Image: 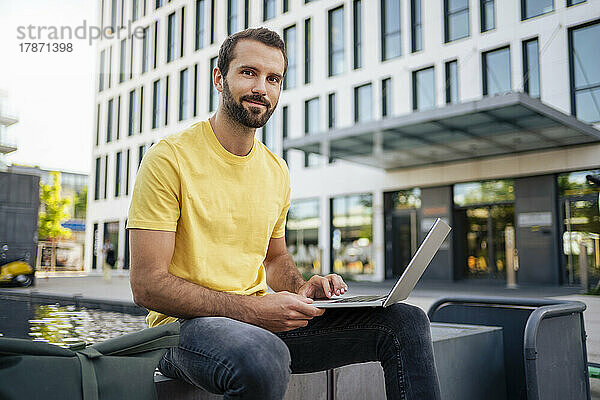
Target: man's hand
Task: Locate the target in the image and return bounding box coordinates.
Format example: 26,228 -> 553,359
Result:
297,274 -> 348,299
249,291 -> 325,332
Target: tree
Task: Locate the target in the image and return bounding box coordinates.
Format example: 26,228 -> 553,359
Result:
38,172 -> 72,269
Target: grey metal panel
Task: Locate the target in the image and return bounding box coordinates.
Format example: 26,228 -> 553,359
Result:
514,175 -> 559,285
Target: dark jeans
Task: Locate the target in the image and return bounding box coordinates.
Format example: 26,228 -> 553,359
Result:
158,303 -> 441,400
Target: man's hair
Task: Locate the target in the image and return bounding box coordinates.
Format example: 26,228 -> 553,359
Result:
217,27 -> 288,79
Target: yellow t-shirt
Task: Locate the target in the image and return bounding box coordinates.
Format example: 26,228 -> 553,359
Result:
126,120 -> 290,327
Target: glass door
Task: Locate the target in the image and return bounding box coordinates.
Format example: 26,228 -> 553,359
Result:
385,210 -> 418,278
562,195 -> 600,285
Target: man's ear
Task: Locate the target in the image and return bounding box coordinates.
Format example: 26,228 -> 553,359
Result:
214,67 -> 224,93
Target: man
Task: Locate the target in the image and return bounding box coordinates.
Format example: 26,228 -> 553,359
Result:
128,28 -> 440,399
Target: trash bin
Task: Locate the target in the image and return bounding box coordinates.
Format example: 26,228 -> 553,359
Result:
427,296 -> 590,400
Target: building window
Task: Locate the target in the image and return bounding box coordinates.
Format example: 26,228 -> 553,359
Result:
305,97 -> 320,135
210,0 -> 215,44
180,7 -> 185,58
129,35 -> 134,79
444,0 -> 469,43
263,117 -> 275,149
480,0 -> 495,32
153,21 -> 159,69
107,46 -> 113,89
195,0 -> 205,50
209,56 -> 218,112
331,194 -> 374,276
138,145 -> 146,168
193,63 -> 198,117
95,104 -> 100,146
483,46 -> 511,96
228,0 -> 239,35
521,0 -> 553,20
164,75 -> 170,125
381,0 -> 401,60
111,0 -> 118,30
354,83 -> 373,123
132,0 -> 140,22
167,12 -> 176,62
179,68 -> 189,121
283,25 -> 297,90
128,88 -> 137,136
567,0 -> 585,5
152,79 -> 161,129
120,0 -> 125,28
413,66 -> 436,111
353,0 -> 362,69
106,98 -> 114,143
115,151 -> 122,197
244,0 -> 249,28
382,78 -> 392,118
328,5 -> 345,77
141,26 -> 150,74
282,105 -> 289,139
283,0 -> 289,13
94,157 -> 101,201
328,92 -> 336,128
125,149 -> 131,195
286,199 -> 321,275
138,86 -> 144,133
116,96 -> 121,140
156,0 -> 164,9
119,39 -> 127,83
523,38 -> 540,98
411,0 -> 422,52
445,60 -> 459,104
304,18 -> 311,84
103,155 -> 109,199
99,49 -> 105,92
263,0 -> 276,21
569,21 -> 600,123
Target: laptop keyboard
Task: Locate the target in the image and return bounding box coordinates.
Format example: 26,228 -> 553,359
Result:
329,295 -> 386,303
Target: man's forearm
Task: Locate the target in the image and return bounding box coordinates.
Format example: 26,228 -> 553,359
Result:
264,253 -> 306,293
132,270 -> 257,322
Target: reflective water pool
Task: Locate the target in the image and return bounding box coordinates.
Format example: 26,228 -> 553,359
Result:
0,299 -> 147,347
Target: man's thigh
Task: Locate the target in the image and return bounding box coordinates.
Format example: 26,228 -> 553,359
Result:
275,303 -> 430,373
159,317 -> 291,394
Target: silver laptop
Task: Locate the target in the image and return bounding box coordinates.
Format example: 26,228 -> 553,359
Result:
312,218 -> 451,308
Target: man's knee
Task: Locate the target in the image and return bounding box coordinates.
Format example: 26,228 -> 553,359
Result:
384,303 -> 431,336
229,332 -> 291,398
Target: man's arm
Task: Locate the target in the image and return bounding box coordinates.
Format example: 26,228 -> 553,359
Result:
264,237 -> 348,299
129,229 -> 324,331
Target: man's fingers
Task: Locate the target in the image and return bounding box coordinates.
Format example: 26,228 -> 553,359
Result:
327,274 -> 348,296
291,300 -> 325,317
320,277 -> 333,298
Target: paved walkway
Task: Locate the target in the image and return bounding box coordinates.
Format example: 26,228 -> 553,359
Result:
4,273 -> 600,398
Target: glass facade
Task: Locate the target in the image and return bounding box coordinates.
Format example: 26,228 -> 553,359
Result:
381,0 -> 402,60
382,78 -> 392,118
569,21 -> 600,123
328,6 -> 345,76
304,19 -> 311,84
523,38 -> 540,98
391,188 -> 422,210
227,0 -> 238,35
287,199 -> 321,276
142,26 -> 149,74
179,68 -> 189,121
354,83 -> 373,123
411,0 -> 422,52
305,97 -> 320,135
195,0 -> 205,50
444,0 -> 469,42
483,46 -> 511,96
167,12 -> 176,63
445,60 -> 459,104
480,0 -> 495,32
263,0 -> 276,21
353,0 -> 362,69
522,0 -> 554,20
332,194 -> 374,276
106,98 -> 113,143
454,180 -> 515,207
283,25 -> 297,90
413,66 -> 435,111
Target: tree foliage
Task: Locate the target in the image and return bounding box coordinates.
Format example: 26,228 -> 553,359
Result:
39,171 -> 72,241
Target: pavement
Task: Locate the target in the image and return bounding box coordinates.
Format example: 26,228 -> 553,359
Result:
4,272 -> 600,398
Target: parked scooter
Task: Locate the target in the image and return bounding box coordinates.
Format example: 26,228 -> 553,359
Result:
0,244 -> 34,287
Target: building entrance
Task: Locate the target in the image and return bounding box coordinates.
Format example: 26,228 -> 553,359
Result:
561,195 -> 600,286
385,210 -> 418,278
454,204 -> 515,280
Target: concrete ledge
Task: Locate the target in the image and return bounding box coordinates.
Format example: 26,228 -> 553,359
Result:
156,323 -> 506,400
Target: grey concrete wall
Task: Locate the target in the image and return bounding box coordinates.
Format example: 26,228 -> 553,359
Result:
514,174 -> 560,285
419,186 -> 454,280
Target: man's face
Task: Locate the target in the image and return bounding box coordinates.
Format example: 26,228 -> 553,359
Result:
219,39 -> 285,129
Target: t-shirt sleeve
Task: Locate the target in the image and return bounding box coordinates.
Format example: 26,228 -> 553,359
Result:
271,163 -> 290,239
126,140 -> 181,232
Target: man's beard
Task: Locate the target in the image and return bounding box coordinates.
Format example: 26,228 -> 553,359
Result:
222,79 -> 277,129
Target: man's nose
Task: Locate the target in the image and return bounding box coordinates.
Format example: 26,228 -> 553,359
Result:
252,78 -> 267,96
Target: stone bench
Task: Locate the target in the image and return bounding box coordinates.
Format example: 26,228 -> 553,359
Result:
155,323 -> 506,400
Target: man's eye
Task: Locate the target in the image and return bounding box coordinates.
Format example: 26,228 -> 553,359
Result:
269,77 -> 280,83
242,70 -> 253,75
